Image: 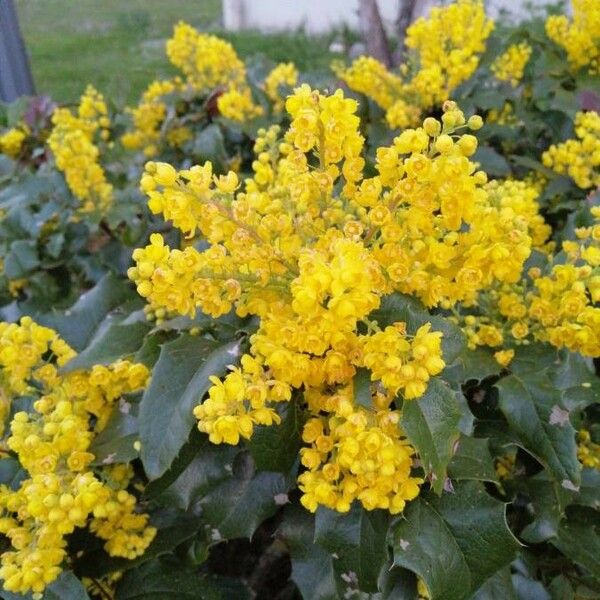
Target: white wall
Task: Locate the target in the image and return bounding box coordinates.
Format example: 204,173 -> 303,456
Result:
222,0 -> 402,34
222,0 -> 561,33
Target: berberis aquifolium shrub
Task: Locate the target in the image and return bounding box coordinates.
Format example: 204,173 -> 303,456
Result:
0,1 -> 599,599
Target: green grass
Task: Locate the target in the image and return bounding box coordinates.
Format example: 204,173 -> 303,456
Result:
15,0 -> 337,107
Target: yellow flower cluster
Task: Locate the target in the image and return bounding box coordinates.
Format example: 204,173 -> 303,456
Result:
166,22 -> 246,91
484,178 -> 551,250
0,318 -> 155,597
577,429 -> 600,469
122,23 -> 268,154
458,205 -> 600,357
47,86 -> 113,214
336,0 -> 494,127
542,110 -> 600,189
0,124 -> 28,159
404,0 -> 494,107
264,62 -> 299,113
167,21 -> 262,123
129,86 -> 549,514
298,394 -> 422,514
121,78 -> 182,157
546,0 -> 600,73
491,42 -> 532,87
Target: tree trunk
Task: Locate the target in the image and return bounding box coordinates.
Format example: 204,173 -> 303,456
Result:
358,0 -> 393,67
396,0 -> 419,52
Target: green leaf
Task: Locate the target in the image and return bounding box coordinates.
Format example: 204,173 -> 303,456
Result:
314,504 -> 391,592
471,568 -> 517,600
278,505 -> 342,600
200,451 -> 294,539
448,436 -> 499,483
370,293 -> 465,366
353,367 -> 373,410
552,508 -> 600,578
3,240 -> 39,279
153,436 -> 237,511
496,374 -> 580,489
38,274 -> 134,351
248,397 -> 305,473
115,559 -> 251,600
392,483 -> 519,600
89,399 -> 140,466
139,335 -> 243,480
193,124 -> 228,173
391,498 -> 470,600
511,574 -> 551,600
577,468 -> 600,510
401,379 -> 462,494
521,473 -> 570,543
0,457 -> 27,491
62,319 -> 151,373
77,511 -> 203,578
473,146 -> 511,177
444,348 -> 501,386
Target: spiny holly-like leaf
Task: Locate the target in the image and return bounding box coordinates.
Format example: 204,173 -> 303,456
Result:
471,568 -> 517,600
353,367 -> 373,410
114,558 -> 251,600
552,507 -> 600,579
391,482 -> 518,600
152,436 -> 237,511
496,374 -> 580,490
448,436 -> 499,483
38,273 -> 134,351
139,334 -> 243,480
278,505 -> 343,600
313,504 -> 391,592
401,379 -> 462,494
89,397 -> 140,466
200,451 -> 295,539
62,316 -> 151,373
248,397 -> 305,473
444,347 -> 501,386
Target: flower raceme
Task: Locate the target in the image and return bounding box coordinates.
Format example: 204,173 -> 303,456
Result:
335,0 -> 494,127
542,110 -> 600,190
491,42 -> 532,87
47,85 -> 113,215
455,205 -> 600,360
129,85 -> 543,515
546,0 -> 600,74
0,318 -> 155,597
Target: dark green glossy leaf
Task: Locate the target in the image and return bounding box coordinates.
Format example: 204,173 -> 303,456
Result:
401,379 -> 462,494
115,559 -> 250,600
200,452 -> 294,539
278,506 -> 342,600
314,504 -> 391,592
4,240 -> 39,279
353,367 -> 373,410
248,397 -> 305,473
62,318 -> 151,373
139,335 -> 243,480
38,273 -> 134,351
448,436 -> 499,483
392,483 -> 518,600
496,374 -> 580,490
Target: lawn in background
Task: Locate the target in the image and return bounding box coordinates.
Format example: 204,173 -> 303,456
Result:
15,0 -> 338,106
